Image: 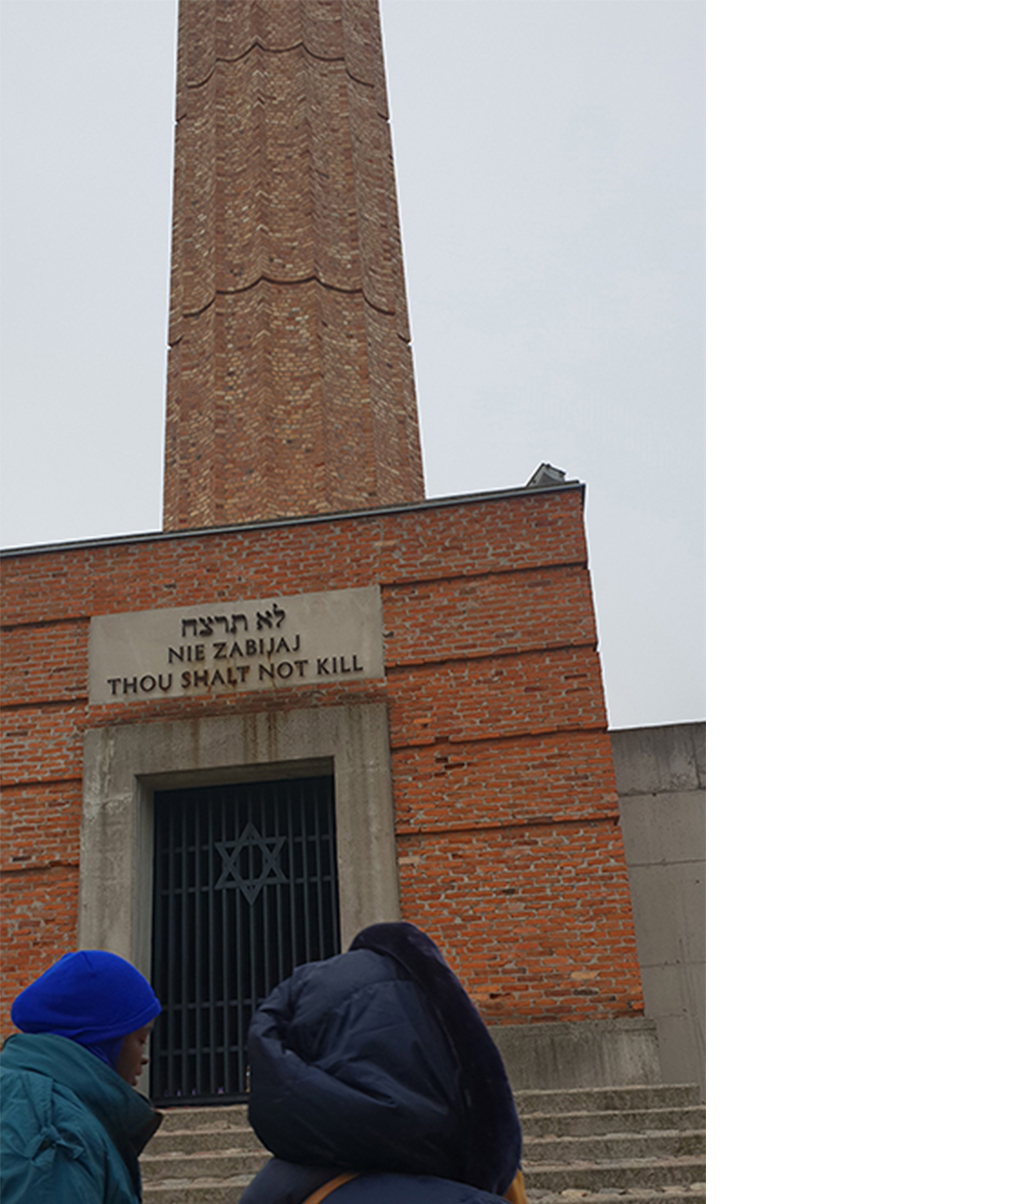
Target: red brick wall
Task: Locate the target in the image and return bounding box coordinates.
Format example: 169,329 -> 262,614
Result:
0,487 -> 643,1031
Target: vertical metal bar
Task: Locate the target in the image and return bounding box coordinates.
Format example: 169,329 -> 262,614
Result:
260,782 -> 270,1010
207,787 -> 215,1096
334,775 -> 342,953
274,782 -> 284,985
313,784 -> 325,960
330,777 -> 340,953
247,782 -> 260,1085
159,795 -> 168,1100
329,778 -> 339,954
183,793 -> 193,1099
169,795 -> 181,1099
193,790 -> 202,1097
151,797 -> 163,1099
288,781 -> 299,976
211,791 -> 219,1096
301,781 -> 312,967
203,788 -> 211,1097
320,777 -> 337,956
219,787 -> 231,1097
234,785 -> 244,1095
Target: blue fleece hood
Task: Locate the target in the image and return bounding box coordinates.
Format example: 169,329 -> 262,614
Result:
11,950 -> 161,1068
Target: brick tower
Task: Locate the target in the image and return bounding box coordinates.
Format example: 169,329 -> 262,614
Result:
163,0 -> 424,530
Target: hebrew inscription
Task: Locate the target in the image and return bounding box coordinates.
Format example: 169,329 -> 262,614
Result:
88,587 -> 383,704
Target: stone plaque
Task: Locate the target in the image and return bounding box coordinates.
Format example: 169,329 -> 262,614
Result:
88,587 -> 383,704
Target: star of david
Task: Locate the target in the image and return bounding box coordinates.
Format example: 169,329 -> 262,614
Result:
215,822 -> 288,904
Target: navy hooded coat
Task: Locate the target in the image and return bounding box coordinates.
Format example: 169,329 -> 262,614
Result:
239,923 -> 523,1204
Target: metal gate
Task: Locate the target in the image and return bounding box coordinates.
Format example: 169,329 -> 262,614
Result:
150,776 -> 339,1104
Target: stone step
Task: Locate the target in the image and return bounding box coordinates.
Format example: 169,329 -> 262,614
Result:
156,1104 -> 249,1132
153,1086 -> 701,1128
521,1155 -> 707,1193
146,1125 -> 263,1156
522,1105 -> 705,1137
143,1130 -> 708,1196
143,1135 -> 707,1181
141,1176 -> 253,1204
141,1148 -> 269,1182
525,1129 -> 706,1163
514,1085 -> 699,1115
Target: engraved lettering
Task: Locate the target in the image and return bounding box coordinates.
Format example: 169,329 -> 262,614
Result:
95,590 -> 376,704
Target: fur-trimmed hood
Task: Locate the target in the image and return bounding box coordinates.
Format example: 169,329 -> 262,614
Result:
246,922 -> 521,1195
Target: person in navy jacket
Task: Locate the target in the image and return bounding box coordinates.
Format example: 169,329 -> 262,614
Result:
240,922 -> 527,1204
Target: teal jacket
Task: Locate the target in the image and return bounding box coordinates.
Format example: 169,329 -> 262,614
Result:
0,1032 -> 162,1203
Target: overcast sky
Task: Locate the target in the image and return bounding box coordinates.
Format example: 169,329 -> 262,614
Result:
0,0 -> 705,730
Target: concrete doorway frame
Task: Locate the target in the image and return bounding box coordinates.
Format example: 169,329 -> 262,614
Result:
79,704 -> 400,982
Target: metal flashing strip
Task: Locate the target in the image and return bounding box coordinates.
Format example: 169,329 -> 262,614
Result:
0,481 -> 585,559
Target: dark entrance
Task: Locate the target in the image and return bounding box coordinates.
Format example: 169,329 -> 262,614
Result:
149,775 -> 339,1104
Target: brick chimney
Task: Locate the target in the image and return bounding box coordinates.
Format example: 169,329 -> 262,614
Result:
162,0 -> 424,530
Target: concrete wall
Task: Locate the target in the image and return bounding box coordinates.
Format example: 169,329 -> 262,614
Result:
612,722 -> 705,1099
489,1018 -> 661,1093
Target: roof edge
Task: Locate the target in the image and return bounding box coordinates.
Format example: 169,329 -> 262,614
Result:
0,481 -> 585,559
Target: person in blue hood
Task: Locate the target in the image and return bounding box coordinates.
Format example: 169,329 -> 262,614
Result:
240,922 -> 528,1204
0,949 -> 163,1203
